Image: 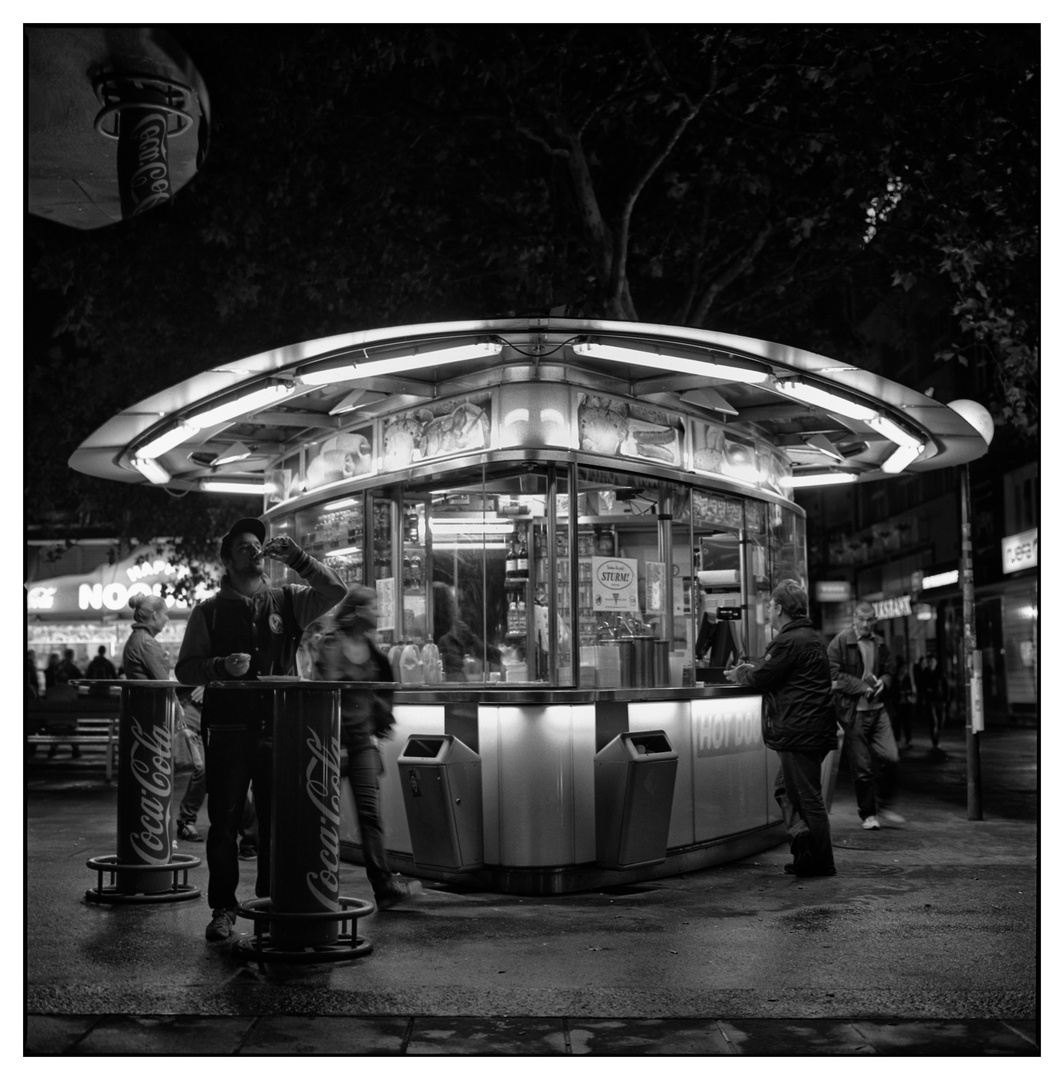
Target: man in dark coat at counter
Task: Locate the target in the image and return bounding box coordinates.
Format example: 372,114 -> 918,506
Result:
725,579 -> 837,877
176,517 -> 346,944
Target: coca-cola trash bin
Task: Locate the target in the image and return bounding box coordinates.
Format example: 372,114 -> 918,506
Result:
398,734 -> 483,873
85,680 -> 201,904
594,730 -> 677,869
233,681 -> 374,963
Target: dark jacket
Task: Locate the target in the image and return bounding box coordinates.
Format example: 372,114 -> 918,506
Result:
175,554 -> 345,729
312,631 -> 395,753
827,627 -> 893,727
734,617 -> 836,752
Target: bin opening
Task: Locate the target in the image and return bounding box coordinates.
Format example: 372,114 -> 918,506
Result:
406,737 -> 446,758
627,733 -> 671,755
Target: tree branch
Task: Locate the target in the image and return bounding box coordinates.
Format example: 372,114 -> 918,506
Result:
690,220 -> 775,325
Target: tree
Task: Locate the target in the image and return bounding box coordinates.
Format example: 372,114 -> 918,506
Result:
27,24 -> 1038,558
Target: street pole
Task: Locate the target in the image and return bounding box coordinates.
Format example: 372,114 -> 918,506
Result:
959,462 -> 983,820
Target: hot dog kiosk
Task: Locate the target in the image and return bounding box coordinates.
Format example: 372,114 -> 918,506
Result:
70,318 -> 992,893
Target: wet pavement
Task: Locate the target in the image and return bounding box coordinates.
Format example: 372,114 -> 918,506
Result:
25,726 -> 1039,1056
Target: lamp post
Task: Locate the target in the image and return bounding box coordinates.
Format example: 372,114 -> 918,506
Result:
948,401 -> 995,822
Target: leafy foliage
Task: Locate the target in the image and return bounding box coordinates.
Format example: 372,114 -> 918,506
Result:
27,24 -> 1038,551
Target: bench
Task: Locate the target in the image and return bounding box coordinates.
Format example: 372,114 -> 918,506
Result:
25,694 -> 121,782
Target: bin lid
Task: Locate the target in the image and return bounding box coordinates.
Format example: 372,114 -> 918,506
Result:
398,733 -> 481,765
594,729 -> 677,762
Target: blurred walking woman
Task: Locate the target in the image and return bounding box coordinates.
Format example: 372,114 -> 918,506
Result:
312,586 -> 422,910
123,595 -> 172,679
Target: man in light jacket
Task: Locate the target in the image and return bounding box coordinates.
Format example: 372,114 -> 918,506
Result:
828,601 -> 903,831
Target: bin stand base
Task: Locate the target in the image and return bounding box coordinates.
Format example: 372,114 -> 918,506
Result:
233,896 -> 375,964
84,853 -> 202,904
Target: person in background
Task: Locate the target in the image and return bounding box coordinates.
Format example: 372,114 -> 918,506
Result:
312,585 -> 422,909
828,601 -> 903,830
174,686 -> 207,843
432,581 -> 500,680
46,649 -> 85,759
122,597 -> 173,680
43,653 -> 61,691
175,517 -> 346,944
86,645 -> 117,681
887,656 -> 915,750
26,649 -> 41,699
916,654 -> 949,751
726,579 -> 837,878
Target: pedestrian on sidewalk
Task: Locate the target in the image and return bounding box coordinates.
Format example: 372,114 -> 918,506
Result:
916,653 -> 949,750
726,579 -> 837,877
175,518 -> 346,944
312,585 -> 422,909
174,686 -> 206,842
828,601 -> 904,831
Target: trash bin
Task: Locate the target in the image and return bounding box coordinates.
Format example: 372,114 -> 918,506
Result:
398,734 -> 483,873
594,730 -> 677,869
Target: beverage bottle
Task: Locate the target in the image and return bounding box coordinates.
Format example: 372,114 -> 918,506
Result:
506,536 -> 519,577
517,533 -> 529,577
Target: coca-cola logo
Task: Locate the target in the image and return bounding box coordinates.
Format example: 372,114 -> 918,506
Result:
302,725 -> 342,910
127,113 -> 171,215
126,715 -> 173,864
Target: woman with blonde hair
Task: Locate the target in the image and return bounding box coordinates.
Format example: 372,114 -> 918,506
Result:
122,594 -> 172,679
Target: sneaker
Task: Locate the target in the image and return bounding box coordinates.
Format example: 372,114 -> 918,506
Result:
374,877 -> 423,910
862,816 -> 881,830
177,823 -> 204,842
878,809 -> 906,825
205,908 -> 237,942
238,842 -> 258,860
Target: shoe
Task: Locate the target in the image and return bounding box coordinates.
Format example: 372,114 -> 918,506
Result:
374,877 -> 423,910
879,809 -> 906,825
785,862 -> 837,877
238,842 -> 258,860
177,823 -> 204,842
205,908 -> 237,942
862,816 -> 881,830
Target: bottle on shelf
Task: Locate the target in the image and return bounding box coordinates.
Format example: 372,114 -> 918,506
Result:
516,530 -> 529,576
506,535 -> 520,577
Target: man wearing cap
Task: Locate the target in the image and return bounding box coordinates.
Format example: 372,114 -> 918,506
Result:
828,601 -> 904,831
176,517 -> 346,943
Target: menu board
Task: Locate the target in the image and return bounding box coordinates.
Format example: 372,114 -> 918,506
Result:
692,491 -> 743,530
381,392 -> 492,472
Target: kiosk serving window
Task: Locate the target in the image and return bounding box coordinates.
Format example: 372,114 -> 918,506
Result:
267,458 -> 806,688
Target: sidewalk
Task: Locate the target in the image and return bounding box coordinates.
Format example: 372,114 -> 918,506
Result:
25,726 -> 1039,1056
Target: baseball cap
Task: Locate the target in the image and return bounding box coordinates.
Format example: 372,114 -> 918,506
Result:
219,517 -> 266,561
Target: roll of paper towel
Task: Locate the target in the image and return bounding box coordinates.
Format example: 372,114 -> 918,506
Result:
698,569 -> 740,587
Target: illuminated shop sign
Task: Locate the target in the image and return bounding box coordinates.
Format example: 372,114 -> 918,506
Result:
919,569 -> 959,590
1002,529 -> 1038,574
873,595 -> 912,620
815,581 -> 852,602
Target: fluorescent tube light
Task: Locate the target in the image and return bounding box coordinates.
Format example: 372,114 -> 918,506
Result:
132,457 -> 172,484
326,546 -> 362,558
430,517 -> 513,536
880,444 -> 924,474
298,341 -> 503,386
200,480 -> 267,494
573,342 -> 770,384
433,541 -> 509,551
781,472 -> 859,489
868,414 -> 924,449
773,379 -> 878,421
323,498 -> 359,511
135,421 -> 200,460
190,383 -> 295,428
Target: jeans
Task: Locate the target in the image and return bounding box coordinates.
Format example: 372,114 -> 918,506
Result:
774,749 -> 834,870
346,745 -> 394,892
844,707 -> 899,820
178,730 -> 206,826
204,728 -> 273,911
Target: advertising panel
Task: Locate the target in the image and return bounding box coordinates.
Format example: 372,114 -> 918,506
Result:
381,392 -> 492,472
575,393 -> 684,468
304,428 -> 375,491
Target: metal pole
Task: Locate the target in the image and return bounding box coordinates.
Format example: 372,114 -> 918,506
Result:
959,463 -> 983,820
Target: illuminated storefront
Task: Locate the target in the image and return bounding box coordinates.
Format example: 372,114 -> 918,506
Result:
69,318 -> 993,890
